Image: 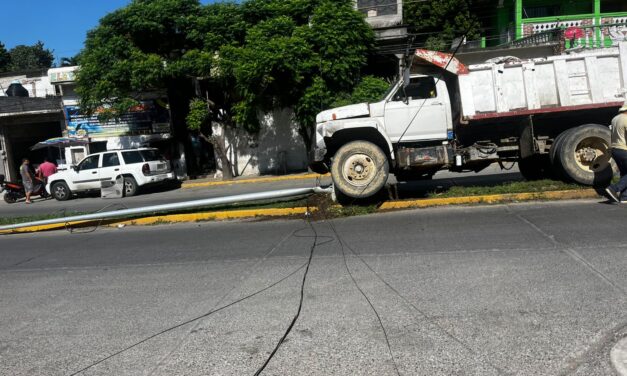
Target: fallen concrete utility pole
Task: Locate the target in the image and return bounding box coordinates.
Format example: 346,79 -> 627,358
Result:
0,186 -> 332,232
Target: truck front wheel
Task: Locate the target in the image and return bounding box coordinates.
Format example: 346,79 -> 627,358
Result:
556,124 -> 614,186
331,140 -> 389,201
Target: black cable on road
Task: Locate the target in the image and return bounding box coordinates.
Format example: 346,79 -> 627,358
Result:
338,230 -> 402,376
252,217 -> 319,376
67,261 -> 309,376
332,225 -> 507,376
319,205 -> 402,376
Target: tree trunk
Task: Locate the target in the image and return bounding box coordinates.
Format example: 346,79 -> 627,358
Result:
166,79 -> 198,177
199,131 -> 234,180
299,123 -> 313,153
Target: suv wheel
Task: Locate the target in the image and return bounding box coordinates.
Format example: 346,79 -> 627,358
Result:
52,181 -> 71,201
123,176 -> 138,197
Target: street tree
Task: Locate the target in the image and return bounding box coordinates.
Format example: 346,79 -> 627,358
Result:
221,0 -> 375,151
8,41 -> 54,71
404,0 -> 481,51
77,0 -> 213,174
60,55 -> 80,67
78,0 -> 376,178
0,42 -> 10,72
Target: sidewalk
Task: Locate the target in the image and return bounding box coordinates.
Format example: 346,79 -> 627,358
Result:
182,172 -> 330,189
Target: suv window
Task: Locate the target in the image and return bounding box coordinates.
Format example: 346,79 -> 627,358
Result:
122,151 -> 144,164
393,77 -> 437,102
102,152 -> 120,167
140,150 -> 161,161
78,155 -> 100,171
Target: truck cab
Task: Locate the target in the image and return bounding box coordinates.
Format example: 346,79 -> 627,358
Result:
310,73 -> 458,202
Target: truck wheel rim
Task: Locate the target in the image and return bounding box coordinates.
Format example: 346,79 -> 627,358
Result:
573,137 -> 610,173
342,153 -> 376,187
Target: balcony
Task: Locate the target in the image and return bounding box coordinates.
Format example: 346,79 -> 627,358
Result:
521,12 -> 627,49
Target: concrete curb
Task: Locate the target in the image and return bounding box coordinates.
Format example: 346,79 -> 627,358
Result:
182,173 -> 329,189
1,189 -> 601,235
0,207 -> 313,235
379,189 -> 599,210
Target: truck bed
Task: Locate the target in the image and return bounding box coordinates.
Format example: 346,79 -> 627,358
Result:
455,43 -> 627,121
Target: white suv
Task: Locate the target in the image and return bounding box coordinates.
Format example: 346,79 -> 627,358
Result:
46,148 -> 175,201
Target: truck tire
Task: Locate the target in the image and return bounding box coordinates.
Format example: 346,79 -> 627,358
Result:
123,176 -> 139,197
331,140 -> 389,200
556,124 -> 614,186
549,128 -> 576,179
518,155 -> 552,181
51,181 -> 71,201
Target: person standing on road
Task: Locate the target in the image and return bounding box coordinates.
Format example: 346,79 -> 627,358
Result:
20,158 -> 34,204
605,101 -> 627,203
37,157 -> 57,184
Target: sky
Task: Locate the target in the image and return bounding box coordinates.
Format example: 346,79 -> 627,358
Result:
0,0 -> 215,66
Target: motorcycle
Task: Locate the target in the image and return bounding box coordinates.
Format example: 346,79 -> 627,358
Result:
0,174 -> 48,204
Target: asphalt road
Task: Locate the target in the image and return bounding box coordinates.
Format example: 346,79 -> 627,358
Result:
1,199 -> 626,375
0,164 -> 522,218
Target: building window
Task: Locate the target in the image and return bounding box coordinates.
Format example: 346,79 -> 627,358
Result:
523,5 -> 562,18
356,0 -> 398,17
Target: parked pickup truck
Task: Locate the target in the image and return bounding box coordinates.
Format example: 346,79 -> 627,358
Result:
310,43 -> 627,203
46,148 -> 175,201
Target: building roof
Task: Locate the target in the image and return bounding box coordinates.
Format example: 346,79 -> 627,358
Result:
0,96 -> 63,117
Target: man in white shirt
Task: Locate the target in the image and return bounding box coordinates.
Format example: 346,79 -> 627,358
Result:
605,101 -> 627,203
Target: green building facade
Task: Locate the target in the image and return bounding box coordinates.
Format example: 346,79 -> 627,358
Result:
486,0 -> 627,48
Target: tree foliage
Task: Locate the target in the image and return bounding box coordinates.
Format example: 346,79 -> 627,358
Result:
77,0 -> 213,114
77,0 -> 378,174
404,0 -> 481,51
60,55 -> 80,67
186,98 -> 210,132
332,76 -> 390,108
220,0 -> 375,147
0,42 -> 10,72
3,41 -> 54,71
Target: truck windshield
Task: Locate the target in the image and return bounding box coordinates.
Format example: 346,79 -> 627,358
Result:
380,81 -> 399,101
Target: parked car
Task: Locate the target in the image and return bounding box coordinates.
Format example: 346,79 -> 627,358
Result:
46,148 -> 175,201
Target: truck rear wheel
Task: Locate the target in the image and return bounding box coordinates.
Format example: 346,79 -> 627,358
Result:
331,140 -> 389,201
556,124 -> 614,186
549,128 -> 575,179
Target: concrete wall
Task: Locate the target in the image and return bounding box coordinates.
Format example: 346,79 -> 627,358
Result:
213,108 -> 309,178
0,74 -> 55,98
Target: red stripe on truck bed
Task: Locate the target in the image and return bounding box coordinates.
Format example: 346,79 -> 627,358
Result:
467,101 -> 624,121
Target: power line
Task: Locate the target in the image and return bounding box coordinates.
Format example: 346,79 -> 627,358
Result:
252,214 -> 319,375
337,224 -> 402,376
66,222 -> 324,376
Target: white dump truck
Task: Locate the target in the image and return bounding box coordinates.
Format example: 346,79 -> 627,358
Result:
309,43 -> 627,202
